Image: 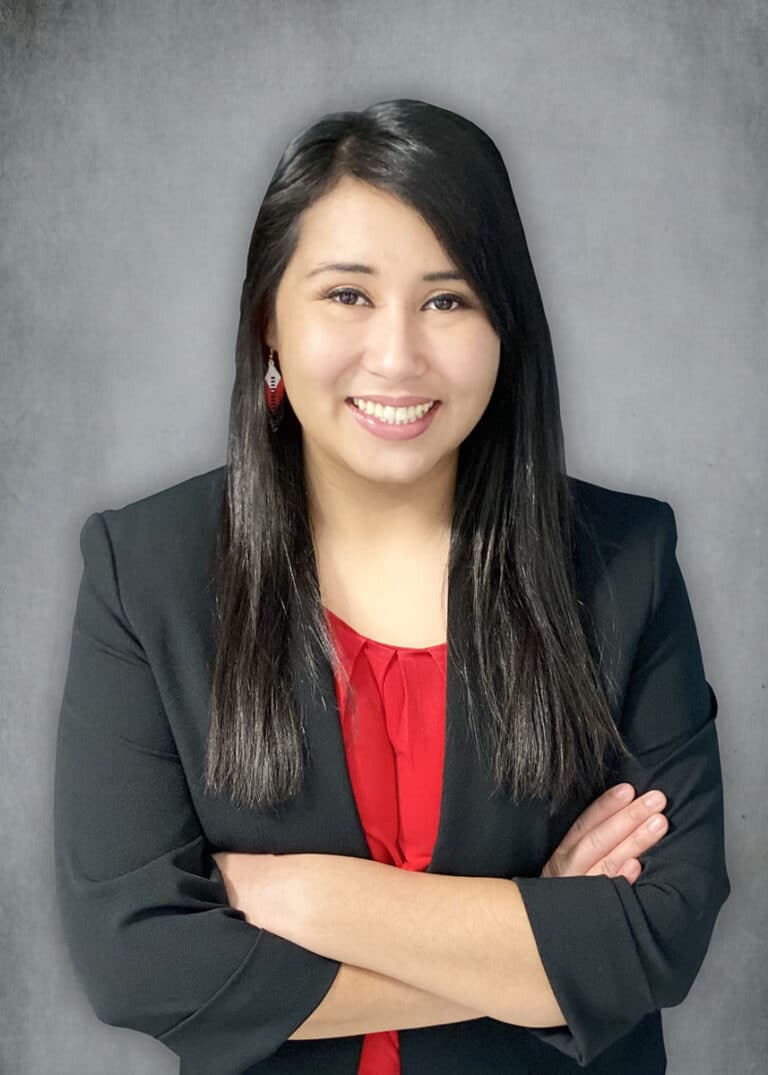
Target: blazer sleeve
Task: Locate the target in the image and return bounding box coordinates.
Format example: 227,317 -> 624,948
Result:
53,511 -> 341,1075
512,500 -> 731,1068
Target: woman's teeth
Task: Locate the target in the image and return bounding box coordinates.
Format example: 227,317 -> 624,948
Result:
351,398 -> 436,424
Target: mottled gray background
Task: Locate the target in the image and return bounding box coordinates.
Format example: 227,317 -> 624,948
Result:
1,0 -> 765,1072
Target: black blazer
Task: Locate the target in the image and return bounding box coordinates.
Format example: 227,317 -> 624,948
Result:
53,464 -> 730,1075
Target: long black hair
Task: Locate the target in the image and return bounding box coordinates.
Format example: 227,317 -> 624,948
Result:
204,97 -> 631,817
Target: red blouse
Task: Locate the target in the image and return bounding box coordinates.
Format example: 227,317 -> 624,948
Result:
324,606 -> 448,1075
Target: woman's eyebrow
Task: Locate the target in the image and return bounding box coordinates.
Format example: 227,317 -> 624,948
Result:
304,261 -> 467,283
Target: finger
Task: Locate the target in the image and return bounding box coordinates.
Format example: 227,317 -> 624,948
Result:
560,789 -> 668,877
618,858 -> 642,885
587,812 -> 669,880
555,784 -> 638,855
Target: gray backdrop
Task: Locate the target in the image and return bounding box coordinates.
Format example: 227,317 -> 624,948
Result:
1,1 -> 764,1072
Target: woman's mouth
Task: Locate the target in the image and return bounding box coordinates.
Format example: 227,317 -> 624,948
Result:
345,397 -> 441,441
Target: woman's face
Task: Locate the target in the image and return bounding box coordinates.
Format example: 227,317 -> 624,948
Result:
265,175 -> 501,490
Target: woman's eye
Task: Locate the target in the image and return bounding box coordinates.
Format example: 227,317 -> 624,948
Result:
327,288 -> 367,306
325,287 -> 467,311
429,294 -> 466,312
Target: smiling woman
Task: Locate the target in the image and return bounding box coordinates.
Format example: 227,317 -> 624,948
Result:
53,97 -> 729,1075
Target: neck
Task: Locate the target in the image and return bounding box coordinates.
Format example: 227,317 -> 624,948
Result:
304,442 -> 457,551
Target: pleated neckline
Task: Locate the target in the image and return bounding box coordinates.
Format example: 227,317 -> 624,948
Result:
323,605 -> 447,653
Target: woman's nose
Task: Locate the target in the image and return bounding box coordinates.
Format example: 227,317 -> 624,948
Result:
363,315 -> 428,377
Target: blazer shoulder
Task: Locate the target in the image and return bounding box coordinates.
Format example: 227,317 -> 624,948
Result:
80,464 -> 227,634
94,464 -> 226,551
567,473 -> 670,554
565,477 -> 678,628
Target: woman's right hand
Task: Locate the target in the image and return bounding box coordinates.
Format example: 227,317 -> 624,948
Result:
541,783 -> 668,885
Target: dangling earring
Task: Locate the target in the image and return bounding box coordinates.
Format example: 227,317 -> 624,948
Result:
264,347 -> 285,432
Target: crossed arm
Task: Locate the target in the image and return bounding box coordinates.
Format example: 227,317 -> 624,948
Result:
212,850 -> 566,1039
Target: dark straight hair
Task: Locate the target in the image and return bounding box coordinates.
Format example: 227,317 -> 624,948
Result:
205,97 -> 631,817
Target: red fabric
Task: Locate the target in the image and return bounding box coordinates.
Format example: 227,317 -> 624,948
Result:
324,606 -> 448,1075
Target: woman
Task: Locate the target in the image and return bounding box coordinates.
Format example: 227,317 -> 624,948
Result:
53,99 -> 730,1074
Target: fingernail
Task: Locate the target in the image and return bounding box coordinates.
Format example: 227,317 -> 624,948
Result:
648,816 -> 665,831
644,792 -> 665,808
612,784 -> 633,800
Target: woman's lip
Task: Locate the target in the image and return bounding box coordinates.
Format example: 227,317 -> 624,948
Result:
345,397 -> 440,439
345,396 -> 440,406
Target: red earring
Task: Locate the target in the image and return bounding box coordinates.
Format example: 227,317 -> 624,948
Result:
264,347 -> 285,432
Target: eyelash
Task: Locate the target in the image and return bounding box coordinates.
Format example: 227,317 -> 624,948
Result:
324,286 -> 469,312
